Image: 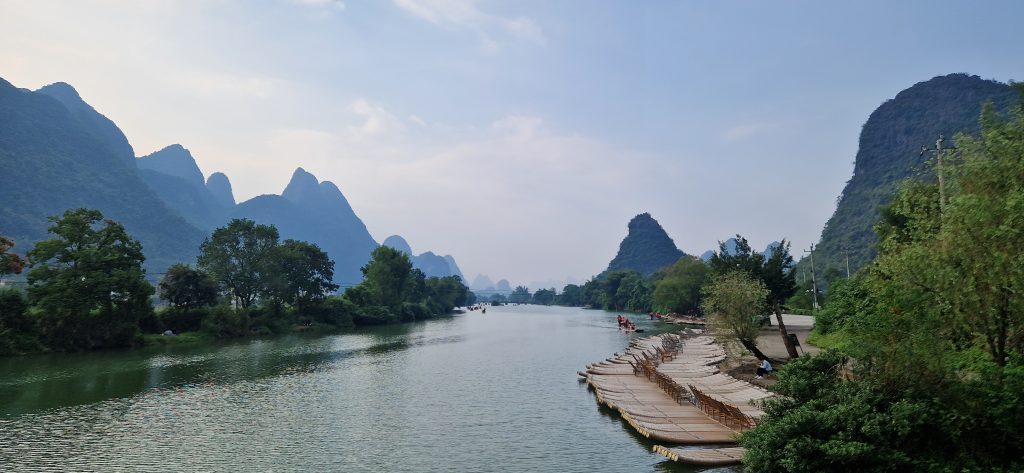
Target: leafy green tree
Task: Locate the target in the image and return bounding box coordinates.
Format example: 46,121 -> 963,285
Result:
558,284 -> 582,306
813,275 -> 870,336
710,236 -> 799,358
425,275 -> 469,312
701,271 -> 769,360
198,219 -> 279,308
27,208 -> 154,349
651,256 -> 709,314
579,278 -> 604,308
357,245 -> 413,314
158,264 -> 218,310
510,285 -> 531,304
602,270 -> 651,312
532,288 -> 556,305
761,241 -> 799,358
265,239 -> 338,310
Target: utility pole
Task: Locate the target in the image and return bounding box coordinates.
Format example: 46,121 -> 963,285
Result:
804,244 -> 819,310
920,134 -> 956,217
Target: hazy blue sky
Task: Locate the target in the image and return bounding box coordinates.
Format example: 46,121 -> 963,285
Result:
2,0 -> 1023,285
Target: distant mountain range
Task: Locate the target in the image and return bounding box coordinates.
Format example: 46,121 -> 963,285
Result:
0,77 -> 465,285
797,73 -> 1020,277
381,234 -> 465,280
0,79 -> 205,271
700,238 -> 780,261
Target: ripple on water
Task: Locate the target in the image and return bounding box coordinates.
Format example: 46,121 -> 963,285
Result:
0,306 -> 736,472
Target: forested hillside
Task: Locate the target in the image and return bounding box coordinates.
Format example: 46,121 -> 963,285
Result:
605,212 -> 684,276
0,78 -> 205,271
800,74 -> 1018,278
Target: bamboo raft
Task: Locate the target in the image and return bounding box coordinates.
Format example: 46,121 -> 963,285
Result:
652,445 -> 746,466
582,333 -> 769,466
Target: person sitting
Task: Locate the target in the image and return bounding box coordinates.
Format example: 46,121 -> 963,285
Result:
755,357 -> 773,379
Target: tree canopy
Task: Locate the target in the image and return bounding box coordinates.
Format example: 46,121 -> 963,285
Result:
198,218 -> 279,308
26,208 -> 154,349
651,256 -> 709,315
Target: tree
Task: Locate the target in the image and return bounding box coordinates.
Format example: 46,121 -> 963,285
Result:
0,235 -> 25,278
198,219 -> 279,308
710,235 -> 799,358
27,208 -> 153,349
558,284 -> 582,306
426,275 -> 469,312
652,256 -> 709,314
761,240 -> 799,358
532,288 -> 556,305
701,271 -> 769,360
510,285 -> 531,304
158,264 -> 218,310
265,239 -> 338,310
358,245 -> 413,313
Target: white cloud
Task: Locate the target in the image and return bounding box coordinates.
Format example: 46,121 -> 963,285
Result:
164,68 -> 286,99
392,0 -> 544,52
348,98 -> 405,138
250,102 -> 660,282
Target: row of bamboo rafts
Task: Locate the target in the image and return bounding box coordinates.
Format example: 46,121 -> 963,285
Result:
581,334 -> 771,466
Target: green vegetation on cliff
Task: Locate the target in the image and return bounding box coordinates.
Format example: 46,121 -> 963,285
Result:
606,212 -> 684,277
801,74 -> 1019,279
744,86 -> 1024,472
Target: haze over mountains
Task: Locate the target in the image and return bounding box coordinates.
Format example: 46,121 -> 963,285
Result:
382,235 -> 465,280
0,77 -> 465,284
2,73 -> 1016,290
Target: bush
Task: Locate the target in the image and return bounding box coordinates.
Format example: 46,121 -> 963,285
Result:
200,305 -> 251,339
159,307 -> 209,333
400,301 -> 431,322
813,276 -> 870,335
353,305 -> 398,326
0,288 -> 31,333
0,288 -> 40,355
305,297 -> 355,328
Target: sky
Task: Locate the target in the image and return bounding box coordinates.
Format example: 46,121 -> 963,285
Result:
2,0 -> 1023,287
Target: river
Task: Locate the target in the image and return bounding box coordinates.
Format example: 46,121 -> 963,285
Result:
0,305 -> 736,472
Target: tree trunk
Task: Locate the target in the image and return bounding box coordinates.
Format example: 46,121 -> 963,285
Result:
774,301 -> 800,359
739,337 -> 769,361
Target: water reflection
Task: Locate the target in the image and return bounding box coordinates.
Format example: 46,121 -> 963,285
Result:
0,306 -> 735,472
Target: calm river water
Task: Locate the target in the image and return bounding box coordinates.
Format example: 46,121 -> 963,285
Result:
0,305 -> 736,472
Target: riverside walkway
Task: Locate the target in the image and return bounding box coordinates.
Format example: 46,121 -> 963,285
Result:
581,333 -> 772,466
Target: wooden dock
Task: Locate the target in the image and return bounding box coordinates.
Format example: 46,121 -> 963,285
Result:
582,333 -> 768,466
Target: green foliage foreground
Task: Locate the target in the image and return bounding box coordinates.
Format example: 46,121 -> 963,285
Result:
743,91 -> 1024,472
